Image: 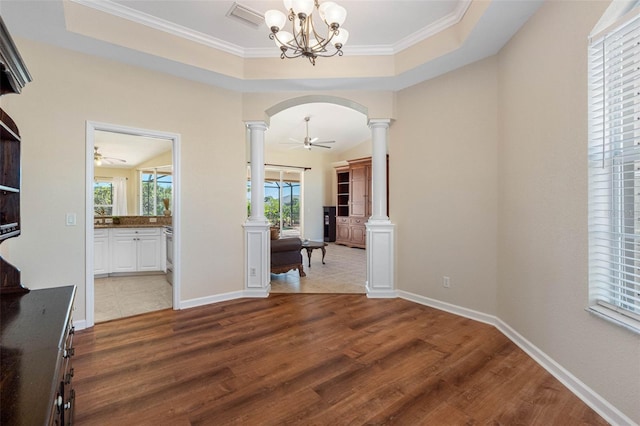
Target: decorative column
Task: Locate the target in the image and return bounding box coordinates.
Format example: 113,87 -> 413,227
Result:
243,121 -> 270,297
366,119 -> 396,298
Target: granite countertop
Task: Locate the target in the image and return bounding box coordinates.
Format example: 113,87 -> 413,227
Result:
94,216 -> 172,229
95,224 -> 167,229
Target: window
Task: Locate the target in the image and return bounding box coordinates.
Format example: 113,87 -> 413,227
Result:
94,180 -> 113,216
588,9 -> 640,333
247,168 -> 302,237
140,169 -> 172,216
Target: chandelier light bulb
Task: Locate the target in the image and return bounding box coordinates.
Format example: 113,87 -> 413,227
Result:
323,3 -> 347,27
265,10 -> 287,32
291,0 -> 314,17
318,1 -> 336,21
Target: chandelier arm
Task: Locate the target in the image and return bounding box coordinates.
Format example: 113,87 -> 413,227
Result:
308,18 -> 331,53
301,17 -> 311,53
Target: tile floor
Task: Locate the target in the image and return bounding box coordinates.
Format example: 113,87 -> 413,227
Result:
94,274 -> 172,323
270,242 -> 366,294
94,242 -> 366,322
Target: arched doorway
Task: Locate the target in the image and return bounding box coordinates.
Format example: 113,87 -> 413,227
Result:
243,95 -> 395,298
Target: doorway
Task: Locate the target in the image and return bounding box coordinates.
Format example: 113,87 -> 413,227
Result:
262,102 -> 370,294
85,122 -> 181,328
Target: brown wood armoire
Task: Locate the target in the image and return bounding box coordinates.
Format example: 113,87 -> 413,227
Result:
335,157 -> 388,248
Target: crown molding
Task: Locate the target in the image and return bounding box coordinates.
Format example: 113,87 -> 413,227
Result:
69,0 -> 246,56
69,0 -> 472,59
393,0 -> 472,53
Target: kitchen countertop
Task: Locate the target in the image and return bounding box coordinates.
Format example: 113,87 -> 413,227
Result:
95,224 -> 168,229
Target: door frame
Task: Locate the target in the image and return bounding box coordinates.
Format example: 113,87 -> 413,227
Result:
84,121 -> 181,328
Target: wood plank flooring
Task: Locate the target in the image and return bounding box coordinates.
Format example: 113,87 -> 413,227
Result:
73,294 -> 608,425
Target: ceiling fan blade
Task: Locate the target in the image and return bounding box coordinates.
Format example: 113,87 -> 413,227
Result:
279,142 -> 302,145
315,140 -> 335,144
103,157 -> 127,164
289,137 -> 302,143
310,137 -> 319,143
310,144 -> 331,149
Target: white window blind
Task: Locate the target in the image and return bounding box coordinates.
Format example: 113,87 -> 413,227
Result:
589,9 -> 640,333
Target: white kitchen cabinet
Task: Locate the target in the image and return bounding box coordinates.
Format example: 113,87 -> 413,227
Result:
137,233 -> 162,272
94,228 -> 110,275
110,228 -> 162,273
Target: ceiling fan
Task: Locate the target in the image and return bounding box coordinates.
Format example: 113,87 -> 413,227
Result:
282,116 -> 335,150
94,146 -> 126,166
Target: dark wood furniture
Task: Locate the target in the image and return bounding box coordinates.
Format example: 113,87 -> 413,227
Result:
0,15 -> 31,294
1,286 -> 77,425
323,206 -> 336,242
301,240 -> 328,267
270,237 -> 306,277
335,158 -> 372,248
335,157 -> 389,248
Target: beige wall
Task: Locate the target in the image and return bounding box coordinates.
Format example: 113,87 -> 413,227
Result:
393,56 -> 499,316
1,3 -> 638,421
392,2 -> 639,421
497,0 -> 639,421
1,37 -> 246,318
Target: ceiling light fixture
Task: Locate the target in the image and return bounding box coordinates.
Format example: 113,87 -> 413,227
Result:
265,0 -> 349,66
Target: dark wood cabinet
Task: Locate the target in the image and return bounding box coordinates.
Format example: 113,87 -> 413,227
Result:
1,286 -> 77,426
335,157 -> 388,248
336,167 -> 350,217
0,108 -> 21,242
0,15 -> 31,294
335,158 -> 371,248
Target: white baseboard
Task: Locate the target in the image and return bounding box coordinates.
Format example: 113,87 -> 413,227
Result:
366,285 -> 398,298
495,319 -> 637,426
397,290 -> 497,326
179,290 -> 245,309
243,286 -> 271,298
74,319 -> 88,331
179,286 -> 271,310
397,290 -> 636,426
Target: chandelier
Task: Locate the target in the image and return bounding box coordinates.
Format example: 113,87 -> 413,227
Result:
264,0 -> 349,65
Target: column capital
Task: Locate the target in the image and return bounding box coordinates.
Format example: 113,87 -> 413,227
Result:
368,118 -> 392,129
245,121 -> 268,131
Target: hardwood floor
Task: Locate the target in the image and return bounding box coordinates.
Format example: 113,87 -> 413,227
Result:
73,294 -> 607,425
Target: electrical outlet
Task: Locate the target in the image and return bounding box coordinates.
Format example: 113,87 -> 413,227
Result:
65,213 -> 76,226
250,268 -> 256,277
149,217 -> 157,223
443,276 -> 450,288
104,218 -> 113,224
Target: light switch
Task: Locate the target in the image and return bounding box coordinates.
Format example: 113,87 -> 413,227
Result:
66,213 -> 77,226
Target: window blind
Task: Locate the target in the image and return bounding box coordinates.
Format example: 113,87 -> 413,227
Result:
589,9 -> 640,333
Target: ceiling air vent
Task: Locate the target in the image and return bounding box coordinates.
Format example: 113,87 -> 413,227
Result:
226,2 -> 264,29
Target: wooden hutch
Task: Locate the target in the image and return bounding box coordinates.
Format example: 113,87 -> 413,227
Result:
335,157 -> 387,248
0,16 -> 78,426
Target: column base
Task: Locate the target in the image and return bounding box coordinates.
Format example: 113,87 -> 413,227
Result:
365,221 -> 396,299
243,221 -> 270,295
